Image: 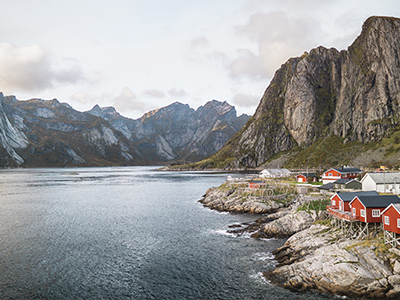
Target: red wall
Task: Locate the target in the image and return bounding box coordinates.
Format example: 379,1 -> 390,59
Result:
297,175 -> 306,182
382,206 -> 400,234
324,169 -> 341,177
350,198 -> 366,222
340,199 -> 351,212
351,197 -> 386,223
331,194 -> 340,209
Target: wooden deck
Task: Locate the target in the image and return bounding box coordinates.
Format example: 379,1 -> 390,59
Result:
327,206 -> 358,221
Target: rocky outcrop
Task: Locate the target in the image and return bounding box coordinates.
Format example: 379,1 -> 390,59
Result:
197,16 -> 400,169
260,211 -> 322,237
266,224 -> 400,299
199,185 -> 288,214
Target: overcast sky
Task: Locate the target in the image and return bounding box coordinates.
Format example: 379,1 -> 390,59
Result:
0,0 -> 399,119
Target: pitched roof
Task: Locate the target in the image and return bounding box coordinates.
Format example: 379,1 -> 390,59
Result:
334,178 -> 352,184
363,172 -> 400,184
333,167 -> 362,173
382,203 -> 400,215
319,182 -> 334,190
298,173 -> 318,177
335,191 -> 379,202
352,195 -> 400,208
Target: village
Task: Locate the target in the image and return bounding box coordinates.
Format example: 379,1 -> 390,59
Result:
229,166 -> 400,249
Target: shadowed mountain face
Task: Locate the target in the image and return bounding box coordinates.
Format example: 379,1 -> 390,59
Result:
88,100 -> 249,164
194,16 -> 400,170
0,94 -> 249,168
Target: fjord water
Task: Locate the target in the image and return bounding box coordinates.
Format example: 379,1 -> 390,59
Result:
0,167 -> 329,300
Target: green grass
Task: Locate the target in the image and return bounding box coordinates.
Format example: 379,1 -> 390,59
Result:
297,199 -> 331,213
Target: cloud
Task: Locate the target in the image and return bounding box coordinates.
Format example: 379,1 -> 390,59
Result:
0,43 -> 84,93
143,89 -> 165,98
168,87 -> 188,98
188,36 -> 210,48
229,11 -> 310,80
114,87 -> 150,112
231,93 -> 260,108
70,91 -> 95,105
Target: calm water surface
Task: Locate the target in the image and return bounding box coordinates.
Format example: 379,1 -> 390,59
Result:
0,166 -> 335,299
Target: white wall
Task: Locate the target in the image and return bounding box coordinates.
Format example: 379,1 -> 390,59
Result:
362,174 -> 377,191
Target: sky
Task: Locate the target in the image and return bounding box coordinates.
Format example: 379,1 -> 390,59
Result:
0,0 -> 399,119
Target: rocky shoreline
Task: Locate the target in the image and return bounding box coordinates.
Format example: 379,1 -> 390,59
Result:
199,183 -> 400,299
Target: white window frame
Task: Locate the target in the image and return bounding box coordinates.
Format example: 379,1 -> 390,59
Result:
332,200 -> 336,206
360,209 -> 366,218
397,218 -> 400,228
372,210 -> 380,217
385,216 -> 390,225
353,208 -> 356,216
339,202 -> 342,211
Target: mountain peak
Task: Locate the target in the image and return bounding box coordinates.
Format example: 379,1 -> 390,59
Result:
193,16 -> 400,170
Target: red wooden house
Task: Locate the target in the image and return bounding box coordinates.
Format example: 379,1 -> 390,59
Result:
349,195 -> 400,223
330,191 -> 378,211
248,180 -> 266,189
322,167 -> 362,184
381,203 -> 400,234
296,173 -> 318,183
327,191 -> 378,221
381,203 -> 400,247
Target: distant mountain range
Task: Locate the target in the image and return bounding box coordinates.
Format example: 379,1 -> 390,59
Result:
187,16 -> 400,170
0,94 -> 249,168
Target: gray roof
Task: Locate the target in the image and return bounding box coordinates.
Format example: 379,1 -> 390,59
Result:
364,172 -> 400,184
334,178 -> 352,184
336,191 -> 379,202
299,173 -> 318,177
353,195 -> 400,208
319,182 -> 334,190
333,167 -> 362,173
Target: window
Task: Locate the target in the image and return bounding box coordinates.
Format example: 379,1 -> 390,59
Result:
328,173 -> 332,177
398,219 -> 400,228
385,216 -> 390,225
353,208 -> 356,216
339,202 -> 342,210
361,209 -> 366,217
332,200 -> 336,206
372,210 -> 380,217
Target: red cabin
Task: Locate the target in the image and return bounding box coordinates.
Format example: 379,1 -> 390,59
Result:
349,195 -> 400,223
248,180 -> 266,189
327,191 -> 379,221
381,204 -> 400,235
296,173 -> 318,183
322,167 -> 362,184
330,191 -> 378,212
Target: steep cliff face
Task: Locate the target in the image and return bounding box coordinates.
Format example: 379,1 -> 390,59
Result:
200,16 -> 400,169
0,93 -> 145,167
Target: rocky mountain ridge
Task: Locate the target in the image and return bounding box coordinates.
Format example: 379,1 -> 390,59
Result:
0,94 -> 249,167
190,16 -> 400,170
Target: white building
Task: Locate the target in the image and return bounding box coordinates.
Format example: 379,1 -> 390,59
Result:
259,168 -> 291,179
361,172 -> 400,194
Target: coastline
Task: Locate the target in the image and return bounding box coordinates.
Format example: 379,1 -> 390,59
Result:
199,181 -> 400,299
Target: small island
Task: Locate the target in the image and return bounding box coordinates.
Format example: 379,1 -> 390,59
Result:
199,167 -> 400,299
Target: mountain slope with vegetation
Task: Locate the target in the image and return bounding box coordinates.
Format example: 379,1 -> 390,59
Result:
186,16 -> 400,170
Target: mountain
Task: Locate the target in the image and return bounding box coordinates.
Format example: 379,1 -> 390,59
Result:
0,94 -> 249,168
88,100 -> 249,164
189,16 -> 400,170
